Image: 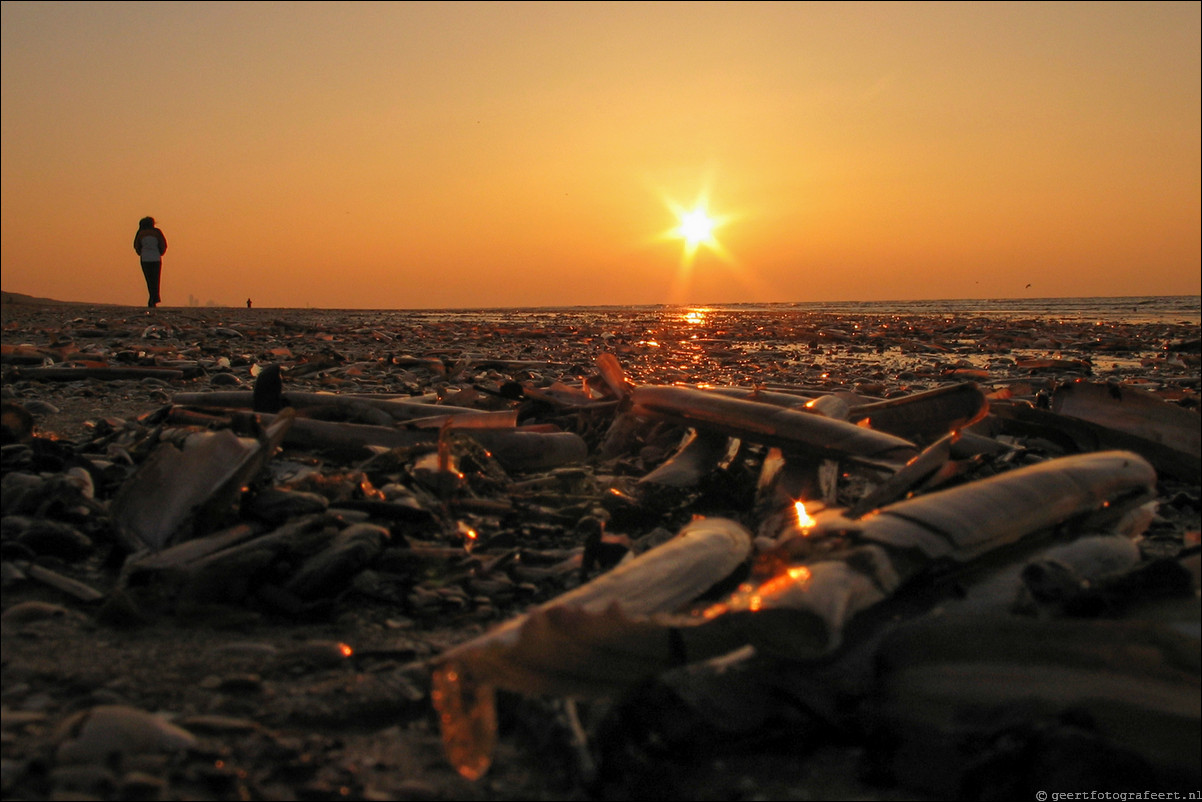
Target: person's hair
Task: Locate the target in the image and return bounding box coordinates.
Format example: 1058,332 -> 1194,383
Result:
139,216 -> 155,228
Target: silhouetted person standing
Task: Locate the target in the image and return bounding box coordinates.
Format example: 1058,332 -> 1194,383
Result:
133,216 -> 167,307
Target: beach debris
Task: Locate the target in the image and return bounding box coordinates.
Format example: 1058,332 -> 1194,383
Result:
427,449 -> 1157,778
173,372 -> 590,471
118,513 -> 339,613
109,410 -> 295,552
834,449 -> 1154,563
284,521 -> 389,600
629,384 -> 919,464
52,705 -> 199,765
1,598 -> 87,623
1,302 -> 1197,799
251,413 -> 588,470
868,616 -> 1201,796
1,400 -> 36,443
842,430 -> 997,518
12,561 -> 105,602
847,381 -> 990,442
176,387 -> 491,424
13,365 -> 190,382
696,450 -> 1158,659
3,516 -> 94,561
242,485 -> 330,523
1017,533 -> 1143,613
430,516 -> 753,779
636,428 -> 733,490
1051,379 -> 1201,461
251,361 -> 284,411
982,396 -> 1200,482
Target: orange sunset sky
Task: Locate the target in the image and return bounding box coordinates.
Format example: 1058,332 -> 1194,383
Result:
2,1 -> 1199,310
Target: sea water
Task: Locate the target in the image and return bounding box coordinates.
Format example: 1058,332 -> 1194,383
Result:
335,295 -> 1200,327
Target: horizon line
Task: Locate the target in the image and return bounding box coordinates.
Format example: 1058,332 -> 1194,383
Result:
3,290 -> 1199,314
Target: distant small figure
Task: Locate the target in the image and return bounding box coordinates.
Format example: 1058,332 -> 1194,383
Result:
246,298 -> 252,309
133,216 -> 168,308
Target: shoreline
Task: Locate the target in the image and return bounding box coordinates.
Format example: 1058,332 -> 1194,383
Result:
5,289 -> 1199,324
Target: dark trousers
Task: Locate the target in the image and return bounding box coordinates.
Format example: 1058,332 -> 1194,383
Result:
140,261 -> 162,307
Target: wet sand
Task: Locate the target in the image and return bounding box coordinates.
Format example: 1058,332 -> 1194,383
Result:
1,295 -> 1199,800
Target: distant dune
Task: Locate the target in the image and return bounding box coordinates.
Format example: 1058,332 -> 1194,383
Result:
0,291 -> 118,307
2,290 -> 71,306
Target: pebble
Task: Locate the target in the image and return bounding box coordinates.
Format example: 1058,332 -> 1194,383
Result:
0,600 -> 80,623
53,705 -> 198,764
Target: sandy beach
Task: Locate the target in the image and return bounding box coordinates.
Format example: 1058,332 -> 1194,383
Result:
1,293 -> 1199,801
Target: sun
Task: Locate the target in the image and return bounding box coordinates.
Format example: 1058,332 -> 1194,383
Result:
677,207 -> 717,251
651,178 -> 764,304
663,194 -> 729,264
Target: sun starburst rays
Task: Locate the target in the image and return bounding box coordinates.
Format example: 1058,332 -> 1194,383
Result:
662,193 -> 732,267
649,179 -> 769,305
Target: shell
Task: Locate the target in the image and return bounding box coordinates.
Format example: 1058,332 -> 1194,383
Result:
53,705 -> 198,765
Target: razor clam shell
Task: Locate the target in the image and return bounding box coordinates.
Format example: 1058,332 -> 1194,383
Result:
433,516 -> 754,695
631,385 -> 918,463
851,450 -> 1157,563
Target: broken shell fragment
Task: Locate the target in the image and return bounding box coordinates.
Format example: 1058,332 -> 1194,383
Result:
1020,533 -> 1143,607
637,428 -> 732,490
1052,379 -> 1201,461
243,486 -> 330,523
285,522 -> 388,600
109,411 -> 294,551
847,382 -> 989,442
